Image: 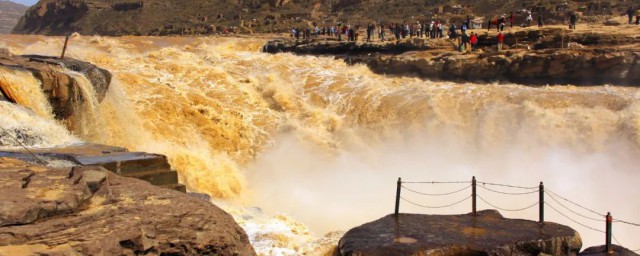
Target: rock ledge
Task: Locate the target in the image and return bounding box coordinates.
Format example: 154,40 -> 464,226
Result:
0,157 -> 256,255
339,210 -> 582,256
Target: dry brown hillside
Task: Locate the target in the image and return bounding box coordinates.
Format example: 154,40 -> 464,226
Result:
11,0 -> 639,36
0,0 -> 27,34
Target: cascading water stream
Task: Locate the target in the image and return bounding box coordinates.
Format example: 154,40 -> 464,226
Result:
0,66 -> 54,120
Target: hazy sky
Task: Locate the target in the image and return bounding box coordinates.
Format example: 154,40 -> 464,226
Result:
8,0 -> 37,6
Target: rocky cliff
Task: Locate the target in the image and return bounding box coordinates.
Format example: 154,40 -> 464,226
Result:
11,0 -> 634,36
264,26 -> 640,86
348,48 -> 640,86
0,157 -> 256,255
338,210 -> 582,256
0,0 -> 27,34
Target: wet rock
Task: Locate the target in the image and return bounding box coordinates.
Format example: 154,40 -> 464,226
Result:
338,210 -> 582,256
0,50 -> 111,119
0,158 -> 255,255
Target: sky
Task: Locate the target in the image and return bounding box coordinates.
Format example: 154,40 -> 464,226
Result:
8,0 -> 37,6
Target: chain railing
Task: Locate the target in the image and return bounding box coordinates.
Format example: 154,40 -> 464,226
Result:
393,176 -> 640,253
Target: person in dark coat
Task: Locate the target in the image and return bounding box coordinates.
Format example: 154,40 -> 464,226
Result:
461,32 -> 470,51
569,13 -> 578,29
538,14 -> 544,27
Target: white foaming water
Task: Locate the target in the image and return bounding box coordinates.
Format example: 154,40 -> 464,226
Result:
0,101 -> 79,149
1,34 -> 640,253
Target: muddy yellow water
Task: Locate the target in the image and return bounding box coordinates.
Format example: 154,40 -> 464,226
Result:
1,34 -> 639,254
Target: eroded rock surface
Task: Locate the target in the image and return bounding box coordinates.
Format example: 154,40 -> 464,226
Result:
0,49 -> 111,119
264,27 -> 640,86
339,210 -> 582,256
347,48 -> 640,86
0,157 -> 255,255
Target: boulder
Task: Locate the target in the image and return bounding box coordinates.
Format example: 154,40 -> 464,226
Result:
338,210 -> 582,256
0,157 -> 255,255
580,245 -> 639,256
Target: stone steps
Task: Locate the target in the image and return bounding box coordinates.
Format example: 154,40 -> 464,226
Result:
72,152 -> 171,175
69,150 -> 186,193
2,144 -> 187,193
125,169 -> 179,186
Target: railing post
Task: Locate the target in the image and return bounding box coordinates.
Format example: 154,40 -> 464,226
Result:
539,182 -> 544,224
60,35 -> 70,59
472,176 -> 477,216
606,212 -> 612,253
395,177 -> 401,217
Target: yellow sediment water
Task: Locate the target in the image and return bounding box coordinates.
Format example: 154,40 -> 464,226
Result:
1,34 -> 640,253
0,66 -> 53,120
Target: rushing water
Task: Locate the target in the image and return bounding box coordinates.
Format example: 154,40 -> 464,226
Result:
1,34 -> 639,253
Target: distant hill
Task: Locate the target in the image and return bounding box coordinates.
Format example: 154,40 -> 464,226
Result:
0,0 -> 27,34
11,0 -> 634,36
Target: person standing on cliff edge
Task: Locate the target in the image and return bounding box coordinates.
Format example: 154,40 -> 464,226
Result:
569,12 -> 578,30
470,32 -> 478,51
497,32 -> 504,51
537,13 -> 544,28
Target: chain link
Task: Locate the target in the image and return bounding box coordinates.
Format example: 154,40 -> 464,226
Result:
402,184 -> 470,196
477,195 -> 538,212
545,202 -> 605,233
478,184 -> 539,195
400,195 -> 471,209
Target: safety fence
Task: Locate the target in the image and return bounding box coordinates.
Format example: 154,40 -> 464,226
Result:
394,177 -> 640,253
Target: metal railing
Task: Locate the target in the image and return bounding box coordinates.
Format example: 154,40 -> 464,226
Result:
394,176 -> 639,253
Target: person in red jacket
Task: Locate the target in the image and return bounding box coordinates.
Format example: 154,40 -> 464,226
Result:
497,32 -> 504,51
470,32 -> 478,51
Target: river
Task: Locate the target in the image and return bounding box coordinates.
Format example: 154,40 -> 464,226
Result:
0,34 -> 639,254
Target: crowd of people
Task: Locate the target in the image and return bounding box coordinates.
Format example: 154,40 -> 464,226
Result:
291,21 -> 451,42
288,5 -> 640,52
288,16 -> 519,52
